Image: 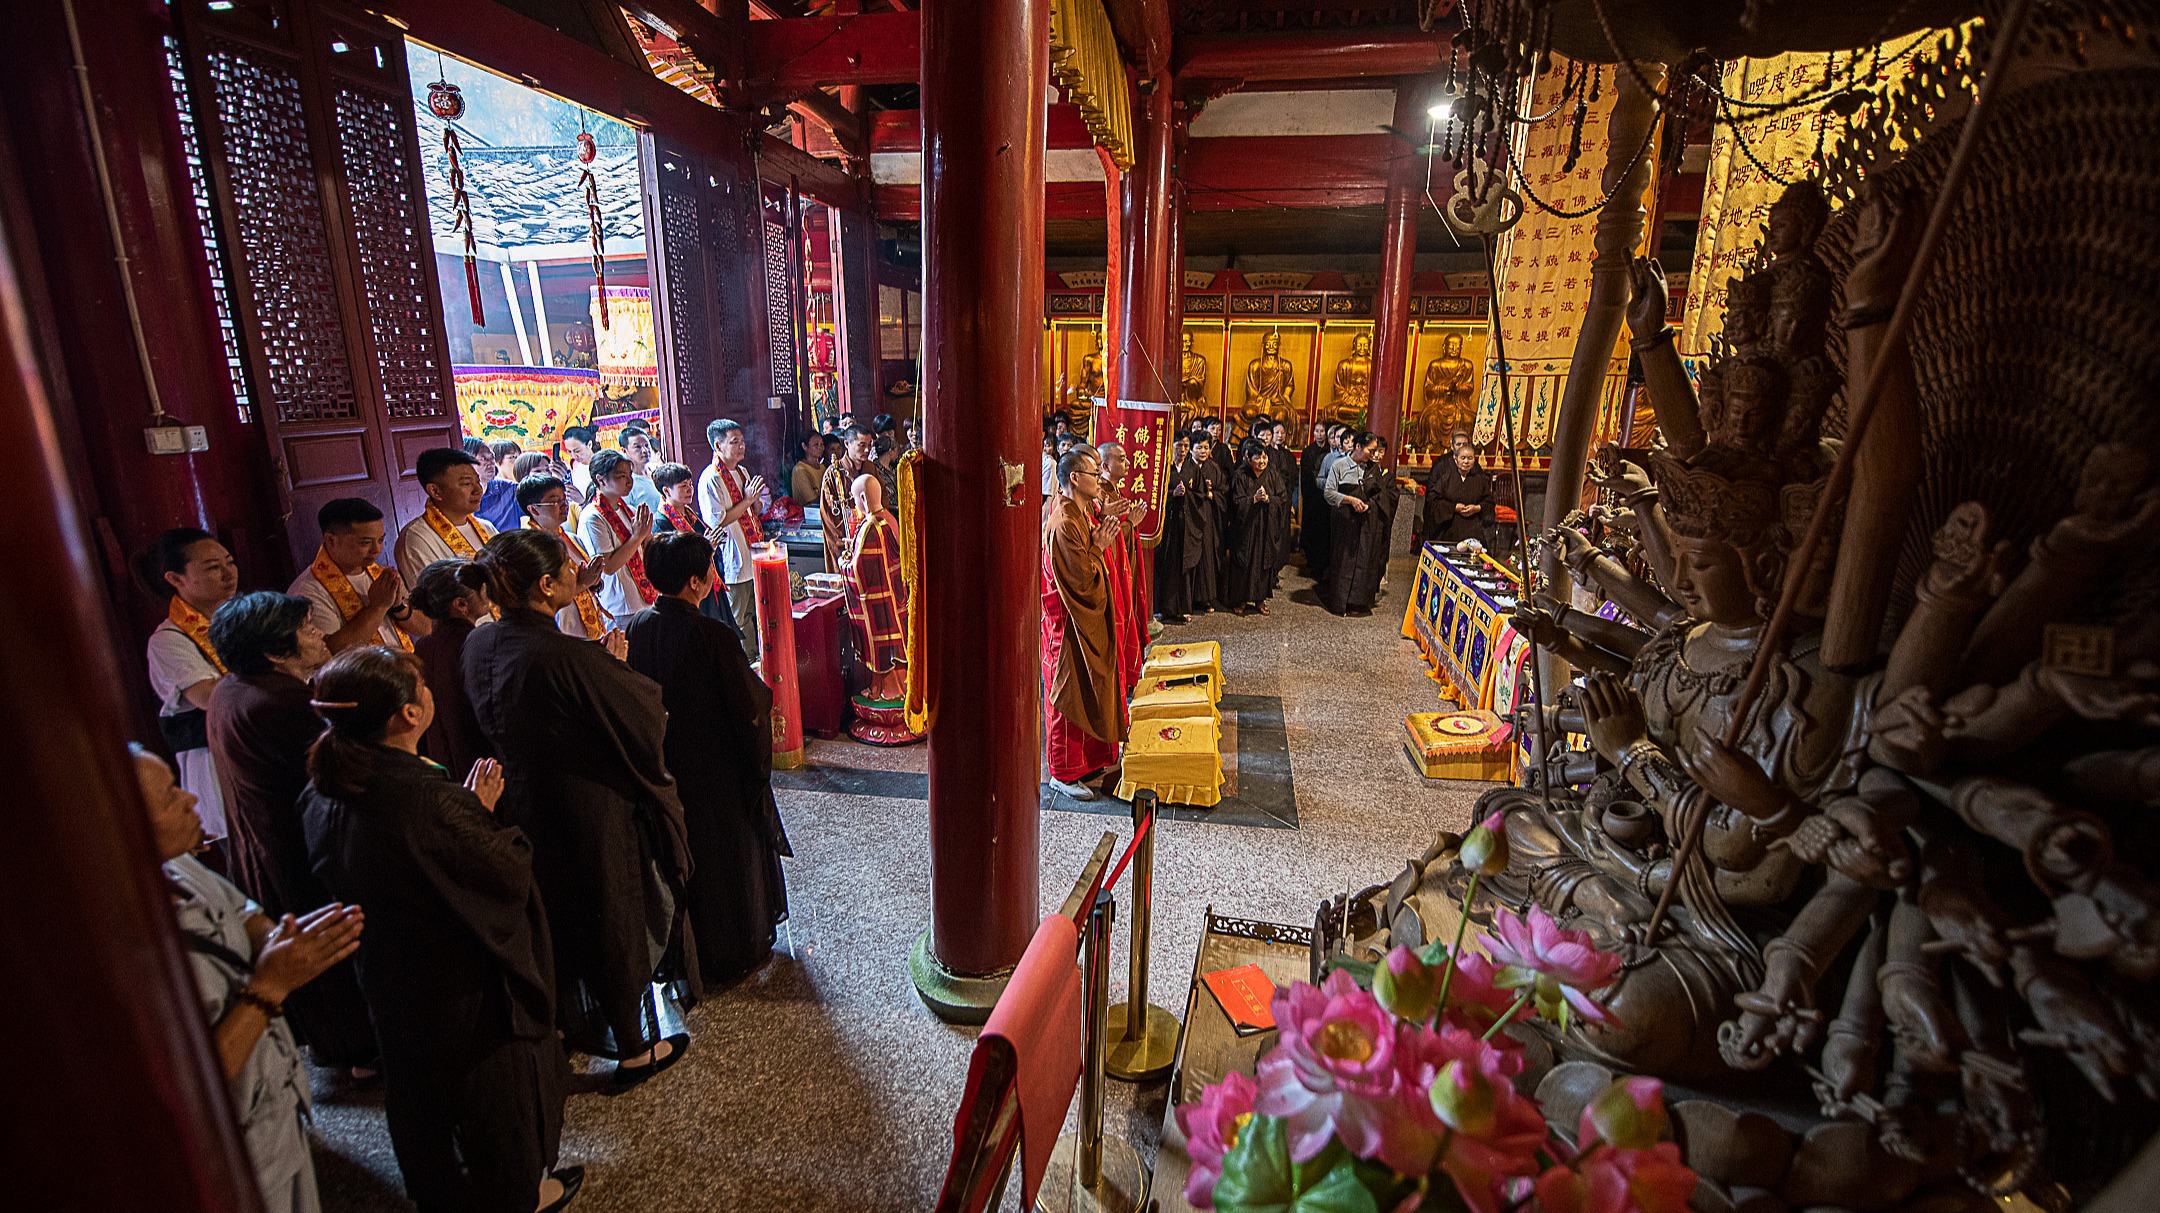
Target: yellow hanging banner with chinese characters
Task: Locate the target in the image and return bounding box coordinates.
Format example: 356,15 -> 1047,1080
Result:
1473,57 -> 1634,463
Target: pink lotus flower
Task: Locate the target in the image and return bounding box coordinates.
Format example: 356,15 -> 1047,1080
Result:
1581,1076 -> 1669,1151
1399,1025 -> 1549,1213
1375,946 -> 1440,1023
1460,811 -> 1511,876
1479,905 -> 1623,1029
1534,1141 -> 1697,1213
1176,1071 -> 1256,1209
1429,945 -> 1520,1032
1254,969 -> 1415,1166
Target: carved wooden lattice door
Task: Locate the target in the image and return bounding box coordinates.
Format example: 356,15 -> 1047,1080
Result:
172,0 -> 459,568
643,140 -> 776,469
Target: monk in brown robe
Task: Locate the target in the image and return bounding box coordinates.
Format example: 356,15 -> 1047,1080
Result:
841,473 -> 909,702
1042,445 -> 1126,801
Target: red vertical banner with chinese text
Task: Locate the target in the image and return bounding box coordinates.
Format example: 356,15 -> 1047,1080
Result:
1097,399 -> 1174,543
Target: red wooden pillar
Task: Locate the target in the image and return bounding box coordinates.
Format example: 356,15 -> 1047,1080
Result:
1369,78 -> 1427,462
0,111 -> 264,1212
1115,82 -> 1175,405
911,0 -> 1049,1020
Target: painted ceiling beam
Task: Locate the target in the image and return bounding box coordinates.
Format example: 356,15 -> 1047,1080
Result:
742,11 -> 920,101
870,106 -> 1097,154
1174,29 -> 1447,84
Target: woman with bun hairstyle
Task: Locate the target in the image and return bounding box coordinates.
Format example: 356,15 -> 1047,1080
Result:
299,645 -> 580,1213
459,528 -> 696,1085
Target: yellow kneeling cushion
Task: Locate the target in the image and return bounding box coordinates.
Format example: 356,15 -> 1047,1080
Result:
1115,715 -> 1224,808
1129,683 -> 1217,723
1404,710 -> 1515,782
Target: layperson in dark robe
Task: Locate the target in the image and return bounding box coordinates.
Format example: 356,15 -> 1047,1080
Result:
1300,423 -> 1342,576
625,533 -> 792,987
1182,434 -> 1225,612
1319,431 -> 1400,617
206,591 -> 377,1072
1264,420 -> 1295,586
462,528 -> 696,1084
1420,442 -> 1496,549
299,648 -> 580,1213
1152,434 -> 1194,623
1224,442 -> 1284,615
407,561 -> 495,780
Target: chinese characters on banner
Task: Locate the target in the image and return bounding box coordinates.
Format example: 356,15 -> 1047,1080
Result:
1472,56 -> 1632,463
1095,399 -> 1175,543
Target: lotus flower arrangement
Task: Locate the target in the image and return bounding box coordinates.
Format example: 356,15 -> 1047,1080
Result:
1179,823 -> 1688,1213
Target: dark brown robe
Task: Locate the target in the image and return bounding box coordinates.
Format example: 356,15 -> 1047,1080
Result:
302,745 -> 564,1213
464,606 -> 696,1059
1320,459 -> 1400,614
1421,460 -> 1495,548
412,618 -> 493,780
1223,464 -> 1283,610
624,597 -> 792,986
1045,498 -> 1126,745
206,671 -> 376,1067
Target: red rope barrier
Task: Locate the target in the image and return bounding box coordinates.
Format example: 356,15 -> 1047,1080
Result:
1068,804 -> 1155,924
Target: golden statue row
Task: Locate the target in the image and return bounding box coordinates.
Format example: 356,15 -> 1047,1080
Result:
1057,327 -> 1479,444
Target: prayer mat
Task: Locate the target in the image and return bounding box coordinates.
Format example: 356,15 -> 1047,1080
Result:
1404,710 -> 1514,782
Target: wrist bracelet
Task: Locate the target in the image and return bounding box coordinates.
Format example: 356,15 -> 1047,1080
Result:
1629,328 -> 1675,352
233,984 -> 285,1019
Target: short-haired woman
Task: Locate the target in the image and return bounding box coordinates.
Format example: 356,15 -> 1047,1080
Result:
299,647 -> 581,1213
407,560 -> 496,780
139,527 -> 240,839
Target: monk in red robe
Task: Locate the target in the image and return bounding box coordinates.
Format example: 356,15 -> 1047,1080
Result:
1094,442 -> 1146,700
1043,445 -> 1126,800
841,473 -> 908,703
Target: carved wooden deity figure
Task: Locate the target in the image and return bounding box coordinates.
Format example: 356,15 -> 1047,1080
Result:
1419,331 -> 1477,448
1328,331 -> 1374,428
1177,332 -> 1208,429
1242,330 -> 1296,429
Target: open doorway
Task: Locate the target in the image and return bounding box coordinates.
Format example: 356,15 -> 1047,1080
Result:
406,44 -> 673,470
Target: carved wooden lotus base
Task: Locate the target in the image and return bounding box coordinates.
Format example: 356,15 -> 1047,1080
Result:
849,695 -> 923,746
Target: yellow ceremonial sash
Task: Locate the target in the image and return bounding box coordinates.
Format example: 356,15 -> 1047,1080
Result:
308,548 -> 412,651
167,596 -> 227,676
422,504 -> 486,557
550,526 -> 611,638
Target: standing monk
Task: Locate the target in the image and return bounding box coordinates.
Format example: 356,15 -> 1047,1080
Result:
819,424 -> 878,572
1043,446 -> 1127,802
1319,431 -> 1400,617
1183,433 -> 1225,613
1092,443 -> 1146,699
1153,434 -> 1193,625
840,473 -> 910,704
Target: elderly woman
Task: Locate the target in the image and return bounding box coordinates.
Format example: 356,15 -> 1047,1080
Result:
301,646 -> 579,1213
137,744 -> 360,1213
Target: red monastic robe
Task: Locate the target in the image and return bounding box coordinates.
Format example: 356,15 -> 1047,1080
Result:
1042,498 -> 1122,782
843,510 -> 908,674
1095,497 -> 1144,701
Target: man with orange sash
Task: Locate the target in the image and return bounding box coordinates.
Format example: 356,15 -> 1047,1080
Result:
840,473 -> 909,704
1043,445 -> 1127,801
393,447 -> 496,589
289,498 -> 425,653
1092,442 -> 1146,700
696,419 -> 770,663
575,450 -> 658,628
516,473 -> 614,642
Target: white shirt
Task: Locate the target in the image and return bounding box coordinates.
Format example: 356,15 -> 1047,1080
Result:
626,473 -> 663,514
289,564 -> 402,649
569,460 -> 594,498
576,497 -> 654,620
393,512 -> 495,590
146,619 -> 228,838
696,462 -> 758,584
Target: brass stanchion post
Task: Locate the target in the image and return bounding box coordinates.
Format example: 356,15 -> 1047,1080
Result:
1106,793 -> 1180,1081
1038,891 -> 1146,1213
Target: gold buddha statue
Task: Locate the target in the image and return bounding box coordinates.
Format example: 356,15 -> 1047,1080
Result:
1241,330 -> 1295,427
1177,332 -> 1208,428
1067,331 -> 1108,409
1419,332 -> 1477,448
1329,331 -> 1374,428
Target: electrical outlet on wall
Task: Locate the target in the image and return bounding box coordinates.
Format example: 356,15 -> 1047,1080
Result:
184,426 -> 209,452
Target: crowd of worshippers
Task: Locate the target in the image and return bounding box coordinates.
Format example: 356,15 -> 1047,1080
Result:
131,436 -> 821,1212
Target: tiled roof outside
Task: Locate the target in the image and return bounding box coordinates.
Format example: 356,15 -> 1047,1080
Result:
416,105 -> 646,260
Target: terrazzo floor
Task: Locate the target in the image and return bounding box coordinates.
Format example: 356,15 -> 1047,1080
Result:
309,526 -> 1497,1212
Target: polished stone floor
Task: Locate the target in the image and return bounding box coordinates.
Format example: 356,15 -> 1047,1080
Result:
309,533 -> 1498,1211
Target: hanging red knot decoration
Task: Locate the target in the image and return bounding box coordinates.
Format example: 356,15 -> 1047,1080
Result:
579,128 -> 608,329
439,98 -> 483,325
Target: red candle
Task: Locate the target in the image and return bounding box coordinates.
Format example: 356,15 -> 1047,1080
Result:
753,542 -> 805,769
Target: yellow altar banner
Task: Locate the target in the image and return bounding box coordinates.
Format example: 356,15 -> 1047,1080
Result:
453,365 -> 599,448
589,286 -> 659,388
1474,56 -> 1634,462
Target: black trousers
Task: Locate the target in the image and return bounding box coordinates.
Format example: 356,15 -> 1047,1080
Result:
382,1028 -> 566,1213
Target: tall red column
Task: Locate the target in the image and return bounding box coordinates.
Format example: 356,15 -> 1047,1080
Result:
1116,82 -> 1176,404
911,0 -> 1049,1021
1369,78 -> 1427,461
